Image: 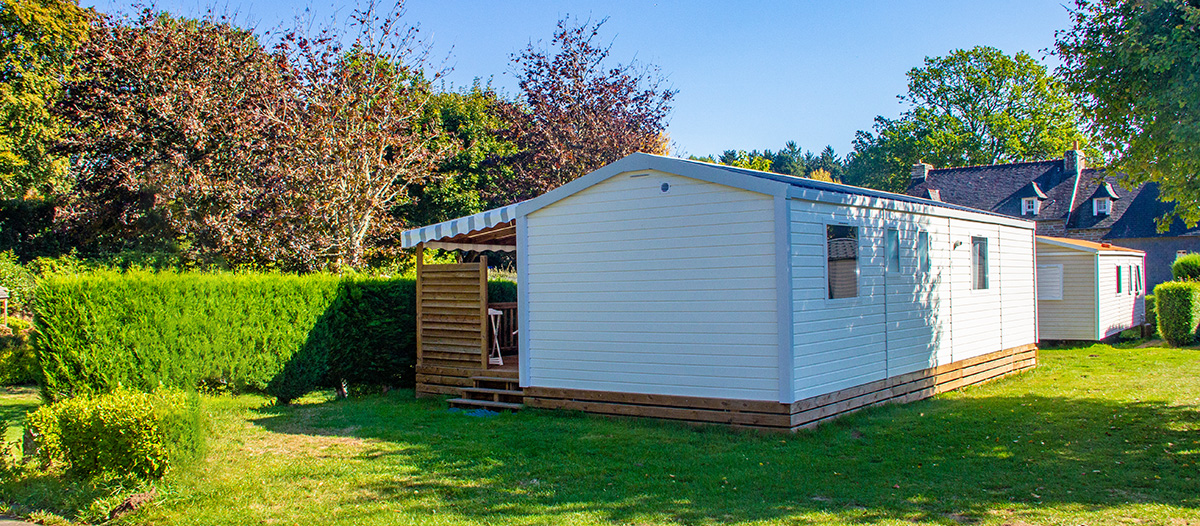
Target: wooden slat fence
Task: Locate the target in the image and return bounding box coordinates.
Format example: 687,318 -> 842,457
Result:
416,253 -> 488,397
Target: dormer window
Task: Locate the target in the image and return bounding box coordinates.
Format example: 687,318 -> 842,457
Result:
1089,182 -> 1120,217
1019,182 -> 1047,216
1022,197 -> 1040,216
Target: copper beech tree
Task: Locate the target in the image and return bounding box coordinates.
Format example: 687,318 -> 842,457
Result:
494,18 -> 676,204
53,7 -> 678,269
55,10 -> 299,262
57,2 -> 452,270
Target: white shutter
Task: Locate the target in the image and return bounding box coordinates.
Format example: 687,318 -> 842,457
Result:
1037,264 -> 1064,301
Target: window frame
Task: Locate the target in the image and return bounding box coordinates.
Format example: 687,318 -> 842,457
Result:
1094,197 -> 1112,216
1116,265 -> 1123,294
886,228 -> 900,274
1021,197 -> 1039,216
824,223 -> 861,301
1036,264 -> 1064,301
917,230 -> 931,274
971,236 -> 989,290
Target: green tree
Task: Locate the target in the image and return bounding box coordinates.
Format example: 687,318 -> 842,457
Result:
1055,0 -> 1200,228
398,81 -> 519,227
845,46 -> 1090,192
691,142 -> 845,182
0,0 -> 90,198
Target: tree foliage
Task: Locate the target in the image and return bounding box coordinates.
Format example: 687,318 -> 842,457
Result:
2,6 -> 681,269
1055,0 -> 1200,228
55,3 -> 456,270
397,82 -> 519,226
691,142 -> 845,181
55,10 -> 297,263
495,18 -> 675,204
845,46 -> 1090,192
0,0 -> 90,198
272,3 -> 451,268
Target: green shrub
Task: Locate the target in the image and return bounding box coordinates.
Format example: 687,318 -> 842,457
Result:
0,317 -> 37,385
1154,282 -> 1200,346
1173,253 -> 1200,281
26,388 -> 204,479
0,251 -> 36,315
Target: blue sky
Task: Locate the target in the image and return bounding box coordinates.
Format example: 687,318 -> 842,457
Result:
80,0 -> 1074,159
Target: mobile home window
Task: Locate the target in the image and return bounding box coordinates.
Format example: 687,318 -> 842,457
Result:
827,225 -> 859,299
1116,265 -> 1123,294
886,229 -> 900,273
1037,264 -> 1064,300
1136,265 -> 1143,293
917,231 -> 930,273
971,237 -> 989,290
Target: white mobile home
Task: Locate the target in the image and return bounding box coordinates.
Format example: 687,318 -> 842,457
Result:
401,154 -> 1038,430
1035,236 -> 1146,341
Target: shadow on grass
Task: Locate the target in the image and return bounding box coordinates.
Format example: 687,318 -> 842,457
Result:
0,386 -> 38,438
248,391 -> 1200,524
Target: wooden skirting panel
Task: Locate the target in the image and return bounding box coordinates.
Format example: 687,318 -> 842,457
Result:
523,344 -> 1038,431
416,364 -> 484,398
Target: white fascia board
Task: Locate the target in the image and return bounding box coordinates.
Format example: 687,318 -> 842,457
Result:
786,186 -> 1035,230
1035,237 -> 1097,253
515,153 -> 789,218
423,241 -> 516,253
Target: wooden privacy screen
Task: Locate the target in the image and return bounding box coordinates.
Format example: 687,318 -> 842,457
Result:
415,253 -> 488,397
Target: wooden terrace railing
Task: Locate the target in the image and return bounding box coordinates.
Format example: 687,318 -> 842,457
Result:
488,302 -> 518,354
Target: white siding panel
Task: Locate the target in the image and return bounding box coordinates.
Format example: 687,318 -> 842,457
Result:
1035,249 -> 1096,340
525,172 -> 779,400
790,200 -> 888,399
1000,227 -> 1038,348
1097,253 -> 1147,338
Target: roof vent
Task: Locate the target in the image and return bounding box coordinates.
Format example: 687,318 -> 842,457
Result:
1101,243 -> 1112,248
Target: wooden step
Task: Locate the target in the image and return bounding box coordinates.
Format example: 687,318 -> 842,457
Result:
471,375 -> 518,383
447,398 -> 524,412
461,386 -> 525,404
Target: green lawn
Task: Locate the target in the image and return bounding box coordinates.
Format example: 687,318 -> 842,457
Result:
3,344 -> 1200,525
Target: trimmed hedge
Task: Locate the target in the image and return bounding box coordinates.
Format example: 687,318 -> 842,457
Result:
1173,253 -> 1200,281
33,271 -> 417,402
26,388 -> 204,479
33,271 -> 520,402
1154,281 -> 1200,346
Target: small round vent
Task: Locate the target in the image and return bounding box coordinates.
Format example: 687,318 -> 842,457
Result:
661,182 -> 670,193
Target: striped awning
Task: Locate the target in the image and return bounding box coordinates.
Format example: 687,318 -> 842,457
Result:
400,204 -> 518,250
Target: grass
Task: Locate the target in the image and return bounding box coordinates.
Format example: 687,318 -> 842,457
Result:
2,344 -> 1199,525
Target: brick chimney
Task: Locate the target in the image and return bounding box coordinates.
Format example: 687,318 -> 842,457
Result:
911,162 -> 933,183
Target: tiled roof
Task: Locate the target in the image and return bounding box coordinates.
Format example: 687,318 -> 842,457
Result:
1104,182 -> 1200,239
905,157 -> 1200,239
907,159 -> 1080,221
